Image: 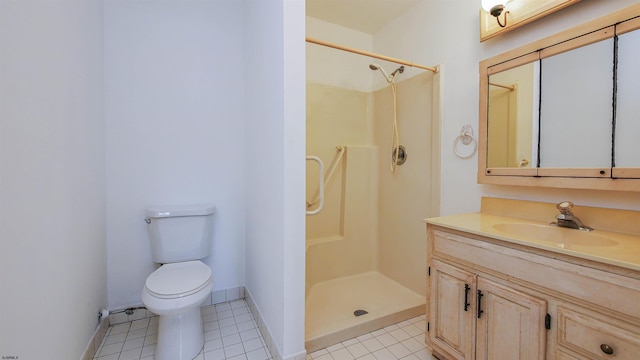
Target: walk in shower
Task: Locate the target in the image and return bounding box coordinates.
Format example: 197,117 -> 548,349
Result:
305,32 -> 441,352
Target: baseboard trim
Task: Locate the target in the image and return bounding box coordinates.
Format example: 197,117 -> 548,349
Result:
80,316 -> 109,360
244,288 -> 283,360
86,285 -> 307,360
244,287 -> 307,360
108,286 -> 245,325
283,350 -> 308,360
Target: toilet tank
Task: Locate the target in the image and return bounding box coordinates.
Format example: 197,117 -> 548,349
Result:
145,204 -> 215,264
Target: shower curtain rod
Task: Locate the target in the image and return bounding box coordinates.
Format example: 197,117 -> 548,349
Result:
306,36 -> 438,74
489,82 -> 515,91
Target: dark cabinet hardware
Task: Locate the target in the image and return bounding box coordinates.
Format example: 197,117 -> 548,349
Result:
600,344 -> 614,355
545,314 -> 551,329
464,284 -> 471,311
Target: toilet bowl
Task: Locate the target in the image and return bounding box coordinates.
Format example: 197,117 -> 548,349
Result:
142,204 -> 215,360
142,260 -> 213,360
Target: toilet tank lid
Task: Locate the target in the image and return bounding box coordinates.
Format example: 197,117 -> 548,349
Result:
146,204 -> 216,218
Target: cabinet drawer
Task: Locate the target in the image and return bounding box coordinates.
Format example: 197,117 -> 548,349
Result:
558,306 -> 640,359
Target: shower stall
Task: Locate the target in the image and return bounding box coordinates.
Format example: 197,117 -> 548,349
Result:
305,35 -> 441,352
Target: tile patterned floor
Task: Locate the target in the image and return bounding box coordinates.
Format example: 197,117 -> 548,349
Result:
93,299 -> 434,360
305,316 -> 434,360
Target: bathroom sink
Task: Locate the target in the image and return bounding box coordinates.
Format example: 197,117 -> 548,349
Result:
492,223 -> 618,247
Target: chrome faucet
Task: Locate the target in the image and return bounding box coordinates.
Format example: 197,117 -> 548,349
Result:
551,201 -> 593,231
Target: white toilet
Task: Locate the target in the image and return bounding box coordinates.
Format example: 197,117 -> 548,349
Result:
141,204 -> 215,360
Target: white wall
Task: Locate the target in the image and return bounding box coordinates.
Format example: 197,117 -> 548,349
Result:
282,2 -> 306,354
0,1 -> 308,358
104,1 -> 246,309
0,1 -> 106,359
244,0 -> 306,358
374,0 -> 640,215
306,17 -> 373,92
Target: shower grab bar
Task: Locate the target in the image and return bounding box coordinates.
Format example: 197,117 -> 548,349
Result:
306,146 -> 346,209
306,156 -> 324,216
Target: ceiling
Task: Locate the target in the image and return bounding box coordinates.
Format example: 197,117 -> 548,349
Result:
306,0 -> 421,34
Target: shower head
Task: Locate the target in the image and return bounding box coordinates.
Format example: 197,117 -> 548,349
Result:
369,63 -> 391,83
370,63 -> 405,83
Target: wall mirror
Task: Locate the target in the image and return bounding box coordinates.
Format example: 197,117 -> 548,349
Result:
478,4 -> 640,191
615,17 -> 640,177
539,30 -> 614,173
487,55 -> 539,171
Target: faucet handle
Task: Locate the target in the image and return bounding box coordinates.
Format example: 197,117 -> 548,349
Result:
557,201 -> 574,215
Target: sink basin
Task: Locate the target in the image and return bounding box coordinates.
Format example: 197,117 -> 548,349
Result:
492,223 -> 618,247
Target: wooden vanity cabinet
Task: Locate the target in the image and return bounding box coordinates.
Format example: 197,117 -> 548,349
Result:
429,259 -> 546,360
429,260 -> 476,360
475,277 -> 547,360
426,225 -> 640,360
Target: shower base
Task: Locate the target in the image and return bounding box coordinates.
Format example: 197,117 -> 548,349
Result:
305,271 -> 426,353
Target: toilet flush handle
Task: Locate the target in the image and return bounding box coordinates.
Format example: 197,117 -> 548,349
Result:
145,218 -> 151,224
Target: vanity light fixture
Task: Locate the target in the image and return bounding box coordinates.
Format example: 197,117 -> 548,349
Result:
482,0 -> 510,27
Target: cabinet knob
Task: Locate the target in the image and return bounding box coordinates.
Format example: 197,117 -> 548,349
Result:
600,344 -> 614,355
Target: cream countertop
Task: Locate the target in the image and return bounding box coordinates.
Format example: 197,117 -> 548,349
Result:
425,212 -> 640,272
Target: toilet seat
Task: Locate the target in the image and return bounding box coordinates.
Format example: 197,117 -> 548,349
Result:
145,260 -> 212,299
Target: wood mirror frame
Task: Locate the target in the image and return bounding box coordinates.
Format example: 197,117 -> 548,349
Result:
478,4 -> 640,192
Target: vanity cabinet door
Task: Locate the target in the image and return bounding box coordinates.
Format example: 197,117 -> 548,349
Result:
429,260 -> 476,360
475,277 -> 547,360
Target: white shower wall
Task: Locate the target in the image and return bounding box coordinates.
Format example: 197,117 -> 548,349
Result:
306,17 -> 373,92
306,143 -> 379,292
306,17 -> 436,297
305,84 -> 374,242
374,73 -> 434,296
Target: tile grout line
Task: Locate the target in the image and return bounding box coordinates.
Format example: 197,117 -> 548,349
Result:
95,300 -> 432,360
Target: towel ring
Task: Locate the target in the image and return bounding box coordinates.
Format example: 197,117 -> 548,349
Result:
454,125 -> 477,159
